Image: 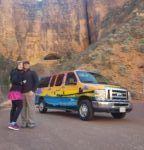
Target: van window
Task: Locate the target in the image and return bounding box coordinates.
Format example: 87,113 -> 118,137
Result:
65,72 -> 77,85
50,75 -> 56,87
55,74 -> 64,86
38,77 -> 51,88
76,71 -> 97,84
89,72 -> 109,84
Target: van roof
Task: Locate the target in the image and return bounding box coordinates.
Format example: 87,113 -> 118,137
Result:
40,70 -> 88,78
40,70 -> 101,79
50,69 -> 89,76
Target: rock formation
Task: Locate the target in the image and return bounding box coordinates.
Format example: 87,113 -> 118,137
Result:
0,0 -> 133,63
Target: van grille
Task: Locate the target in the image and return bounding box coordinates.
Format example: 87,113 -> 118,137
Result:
114,103 -> 129,106
107,89 -> 128,101
112,90 -> 128,101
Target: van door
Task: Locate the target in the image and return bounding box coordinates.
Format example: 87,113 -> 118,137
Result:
54,74 -> 65,97
44,75 -> 58,108
45,74 -> 66,108
62,72 -> 79,109
35,76 -> 51,104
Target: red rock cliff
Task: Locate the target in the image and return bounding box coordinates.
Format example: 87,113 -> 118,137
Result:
0,0 -> 133,62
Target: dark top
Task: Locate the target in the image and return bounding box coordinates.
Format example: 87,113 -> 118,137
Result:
10,68 -> 24,92
22,69 -> 39,93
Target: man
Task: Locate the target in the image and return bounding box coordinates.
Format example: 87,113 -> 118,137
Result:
21,61 -> 39,128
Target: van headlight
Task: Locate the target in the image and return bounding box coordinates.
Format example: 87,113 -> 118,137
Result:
95,90 -> 106,101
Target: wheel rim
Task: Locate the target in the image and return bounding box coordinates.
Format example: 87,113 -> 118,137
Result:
79,104 -> 88,118
39,102 -> 44,111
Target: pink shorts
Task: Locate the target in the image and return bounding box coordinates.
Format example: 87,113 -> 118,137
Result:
7,91 -> 23,101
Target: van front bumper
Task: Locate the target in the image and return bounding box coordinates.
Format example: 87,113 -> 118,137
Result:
92,101 -> 133,113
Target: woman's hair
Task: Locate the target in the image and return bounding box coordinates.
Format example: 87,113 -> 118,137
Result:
16,61 -> 23,67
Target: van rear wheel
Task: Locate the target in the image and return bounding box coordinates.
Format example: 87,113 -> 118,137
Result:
78,100 -> 94,121
39,101 -> 47,113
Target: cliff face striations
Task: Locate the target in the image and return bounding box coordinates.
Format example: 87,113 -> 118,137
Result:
0,0 -> 132,62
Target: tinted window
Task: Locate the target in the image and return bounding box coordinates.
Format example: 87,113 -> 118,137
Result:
65,72 -> 77,85
38,77 -> 51,88
55,74 -> 64,86
50,75 -> 56,87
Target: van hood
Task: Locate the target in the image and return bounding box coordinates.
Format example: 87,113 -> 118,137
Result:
82,83 -> 126,91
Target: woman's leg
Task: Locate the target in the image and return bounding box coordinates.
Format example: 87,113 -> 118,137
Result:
10,101 -> 17,123
12,100 -> 23,123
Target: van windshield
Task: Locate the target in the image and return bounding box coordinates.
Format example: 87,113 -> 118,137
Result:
89,72 -> 109,84
76,71 -> 98,84
76,71 -> 109,84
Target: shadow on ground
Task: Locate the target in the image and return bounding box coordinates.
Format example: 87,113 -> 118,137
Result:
36,110 -> 130,123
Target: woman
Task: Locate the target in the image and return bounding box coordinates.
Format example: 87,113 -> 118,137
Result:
7,61 -> 26,131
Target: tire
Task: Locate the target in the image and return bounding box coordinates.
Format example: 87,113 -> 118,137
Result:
111,112 -> 126,119
39,100 -> 47,113
78,100 -> 94,121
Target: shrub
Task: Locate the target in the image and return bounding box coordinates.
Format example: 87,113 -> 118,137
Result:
118,65 -> 128,76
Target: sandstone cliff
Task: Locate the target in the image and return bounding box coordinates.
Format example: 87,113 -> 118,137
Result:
0,0 -> 132,63
0,0 -> 88,63
0,0 -> 144,100
49,2 -> 144,100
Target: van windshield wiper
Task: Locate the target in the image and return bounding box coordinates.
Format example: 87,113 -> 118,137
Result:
98,82 -> 107,84
83,81 -> 97,84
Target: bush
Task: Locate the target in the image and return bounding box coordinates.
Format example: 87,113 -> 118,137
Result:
139,38 -> 144,45
123,36 -> 134,45
0,55 -> 15,86
139,45 -> 144,53
118,65 -> 128,76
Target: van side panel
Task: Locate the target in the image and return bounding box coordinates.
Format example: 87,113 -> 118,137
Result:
44,96 -> 78,109
36,95 -> 78,109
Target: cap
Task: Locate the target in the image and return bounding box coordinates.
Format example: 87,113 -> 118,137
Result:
23,61 -> 30,64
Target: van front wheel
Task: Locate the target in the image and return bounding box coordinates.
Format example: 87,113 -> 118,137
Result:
78,100 -> 94,121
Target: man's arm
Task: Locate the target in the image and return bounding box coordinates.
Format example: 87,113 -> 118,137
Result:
32,71 -> 39,92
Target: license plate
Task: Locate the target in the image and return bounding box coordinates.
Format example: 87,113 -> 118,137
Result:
120,107 -> 126,113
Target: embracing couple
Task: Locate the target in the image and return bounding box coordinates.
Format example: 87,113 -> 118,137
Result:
7,61 -> 39,131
